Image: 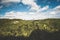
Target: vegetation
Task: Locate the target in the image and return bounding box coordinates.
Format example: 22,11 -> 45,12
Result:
0,19 -> 60,37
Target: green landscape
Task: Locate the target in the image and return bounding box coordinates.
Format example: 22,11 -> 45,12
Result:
0,19 -> 60,40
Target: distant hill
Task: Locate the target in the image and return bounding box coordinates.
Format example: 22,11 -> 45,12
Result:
0,19 -> 60,37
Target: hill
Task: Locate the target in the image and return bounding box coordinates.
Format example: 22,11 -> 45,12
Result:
0,19 -> 60,37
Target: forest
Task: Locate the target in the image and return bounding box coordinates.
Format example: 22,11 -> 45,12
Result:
0,19 -> 60,40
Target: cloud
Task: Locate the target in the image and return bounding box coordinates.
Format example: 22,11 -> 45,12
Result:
1,0 -> 40,11
0,5 -> 60,20
1,0 -> 21,3
0,11 -> 48,20
1,0 -> 48,12
45,5 -> 60,18
37,5 -> 49,13
49,5 -> 60,15
22,0 -> 49,13
40,6 -> 49,11
0,0 -> 49,20
0,0 -> 60,20
22,0 -> 40,11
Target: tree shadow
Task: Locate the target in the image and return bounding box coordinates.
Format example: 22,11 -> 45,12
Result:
28,29 -> 60,40
0,36 -> 28,40
0,30 -> 60,40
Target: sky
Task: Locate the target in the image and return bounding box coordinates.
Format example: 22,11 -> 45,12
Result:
0,0 -> 60,20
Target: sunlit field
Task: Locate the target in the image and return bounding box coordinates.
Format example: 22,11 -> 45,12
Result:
0,19 -> 60,40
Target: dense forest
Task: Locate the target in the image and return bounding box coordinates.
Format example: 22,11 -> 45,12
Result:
0,19 -> 60,40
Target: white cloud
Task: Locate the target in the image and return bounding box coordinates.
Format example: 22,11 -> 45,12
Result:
54,5 -> 60,9
50,11 -> 56,15
22,0 -> 49,13
37,6 -> 49,13
1,0 -> 48,12
22,0 -> 40,11
49,5 -> 60,15
1,0 -> 40,11
44,5 -> 60,18
40,6 -> 49,11
1,0 -> 21,3
0,0 -> 60,20
0,11 -> 48,20
0,5 -> 60,20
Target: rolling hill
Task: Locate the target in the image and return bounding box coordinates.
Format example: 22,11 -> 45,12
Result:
0,19 -> 60,37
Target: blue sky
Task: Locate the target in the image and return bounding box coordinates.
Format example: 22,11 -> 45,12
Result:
0,0 -> 60,20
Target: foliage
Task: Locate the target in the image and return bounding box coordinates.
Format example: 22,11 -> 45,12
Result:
0,19 -> 60,37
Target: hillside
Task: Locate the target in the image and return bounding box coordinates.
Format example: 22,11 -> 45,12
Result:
0,19 -> 60,37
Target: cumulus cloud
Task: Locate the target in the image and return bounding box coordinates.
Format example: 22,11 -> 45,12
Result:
0,0 -> 60,20
0,11 -> 48,20
1,0 -> 47,12
0,5 -> 60,20
1,0 -> 40,11
22,0 -> 49,14
49,5 -> 60,15
45,5 -> 60,18
22,0 -> 40,11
